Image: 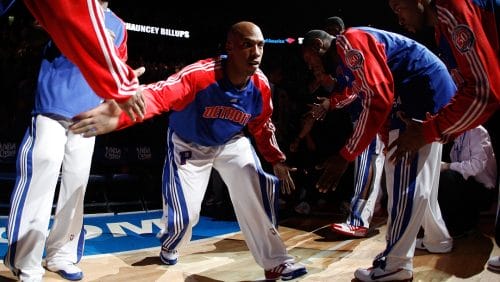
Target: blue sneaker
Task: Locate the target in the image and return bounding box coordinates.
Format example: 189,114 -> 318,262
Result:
46,263 -> 83,281
264,261 -> 307,281
160,249 -> 179,265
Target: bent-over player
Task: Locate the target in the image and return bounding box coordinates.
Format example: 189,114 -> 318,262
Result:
302,28 -> 455,281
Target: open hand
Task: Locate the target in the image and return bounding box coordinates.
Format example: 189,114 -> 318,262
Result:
273,162 -> 297,195
316,153 -> 349,193
309,96 -> 330,121
70,100 -> 122,137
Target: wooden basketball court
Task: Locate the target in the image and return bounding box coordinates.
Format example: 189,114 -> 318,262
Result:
0,214 -> 499,281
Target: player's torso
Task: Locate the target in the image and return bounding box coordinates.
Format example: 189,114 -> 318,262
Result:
169,74 -> 265,146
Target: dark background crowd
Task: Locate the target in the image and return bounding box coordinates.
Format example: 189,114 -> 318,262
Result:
0,1 -> 498,220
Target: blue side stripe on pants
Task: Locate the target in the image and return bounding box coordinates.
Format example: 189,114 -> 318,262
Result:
5,117 -> 37,273
159,128 -> 188,250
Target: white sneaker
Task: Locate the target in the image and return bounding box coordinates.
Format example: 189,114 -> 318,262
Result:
415,238 -> 452,254
160,249 -> 179,265
354,266 -> 413,281
487,256 -> 500,273
18,273 -> 43,282
264,261 -> 307,281
46,262 -> 83,281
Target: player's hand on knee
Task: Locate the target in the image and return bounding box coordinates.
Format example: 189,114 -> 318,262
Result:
387,111 -> 427,164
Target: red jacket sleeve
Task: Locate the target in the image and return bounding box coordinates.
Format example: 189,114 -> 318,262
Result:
247,71 -> 286,165
23,0 -> 139,103
423,0 -> 500,143
336,31 -> 393,162
117,65 -> 200,129
117,60 -> 213,129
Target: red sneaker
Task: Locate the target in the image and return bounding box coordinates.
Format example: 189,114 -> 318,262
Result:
330,223 -> 368,238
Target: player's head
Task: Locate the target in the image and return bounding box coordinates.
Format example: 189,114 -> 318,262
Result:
301,30 -> 336,73
225,21 -> 265,78
324,16 -> 345,36
388,0 -> 433,33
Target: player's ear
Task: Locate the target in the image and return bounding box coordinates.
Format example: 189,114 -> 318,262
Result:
313,38 -> 323,52
225,41 -> 233,54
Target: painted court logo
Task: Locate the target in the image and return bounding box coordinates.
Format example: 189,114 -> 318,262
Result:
0,211 -> 240,256
345,49 -> 364,70
452,25 -> 474,53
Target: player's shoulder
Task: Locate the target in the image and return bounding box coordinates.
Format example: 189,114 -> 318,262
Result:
435,0 -> 467,13
254,68 -> 269,84
251,69 -> 271,93
178,57 -> 220,77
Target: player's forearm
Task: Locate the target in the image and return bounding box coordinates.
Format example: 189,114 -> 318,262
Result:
422,90 -> 499,143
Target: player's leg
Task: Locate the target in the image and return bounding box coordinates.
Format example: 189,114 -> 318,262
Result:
384,140 -> 441,270
348,139 -> 374,227
419,142 -> 452,253
4,115 -> 67,281
360,136 -> 385,227
156,128 -> 213,264
355,130 -> 439,281
331,138 -> 376,238
44,126 -> 96,279
213,134 -> 295,268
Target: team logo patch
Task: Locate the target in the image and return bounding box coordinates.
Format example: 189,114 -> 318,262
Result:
452,25 -> 475,53
345,49 -> 364,70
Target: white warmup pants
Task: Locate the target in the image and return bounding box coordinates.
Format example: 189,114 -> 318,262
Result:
378,129 -> 451,271
157,129 -> 294,269
5,115 -> 95,279
347,135 -> 385,228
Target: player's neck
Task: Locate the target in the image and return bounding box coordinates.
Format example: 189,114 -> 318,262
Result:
225,65 -> 250,90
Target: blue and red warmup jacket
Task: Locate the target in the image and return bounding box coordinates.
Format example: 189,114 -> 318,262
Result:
422,0 -> 500,143
329,27 -> 456,162
33,8 -> 128,119
23,0 -> 139,103
117,56 -> 286,165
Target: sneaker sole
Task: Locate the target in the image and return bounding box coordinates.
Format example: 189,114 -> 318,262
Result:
160,253 -> 178,265
330,226 -> 368,238
415,242 -> 452,254
487,264 -> 500,274
281,268 -> 307,280
55,270 -> 83,281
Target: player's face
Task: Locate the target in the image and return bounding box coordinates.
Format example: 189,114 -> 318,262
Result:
231,28 -> 265,76
302,47 -> 324,74
389,0 -> 425,33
